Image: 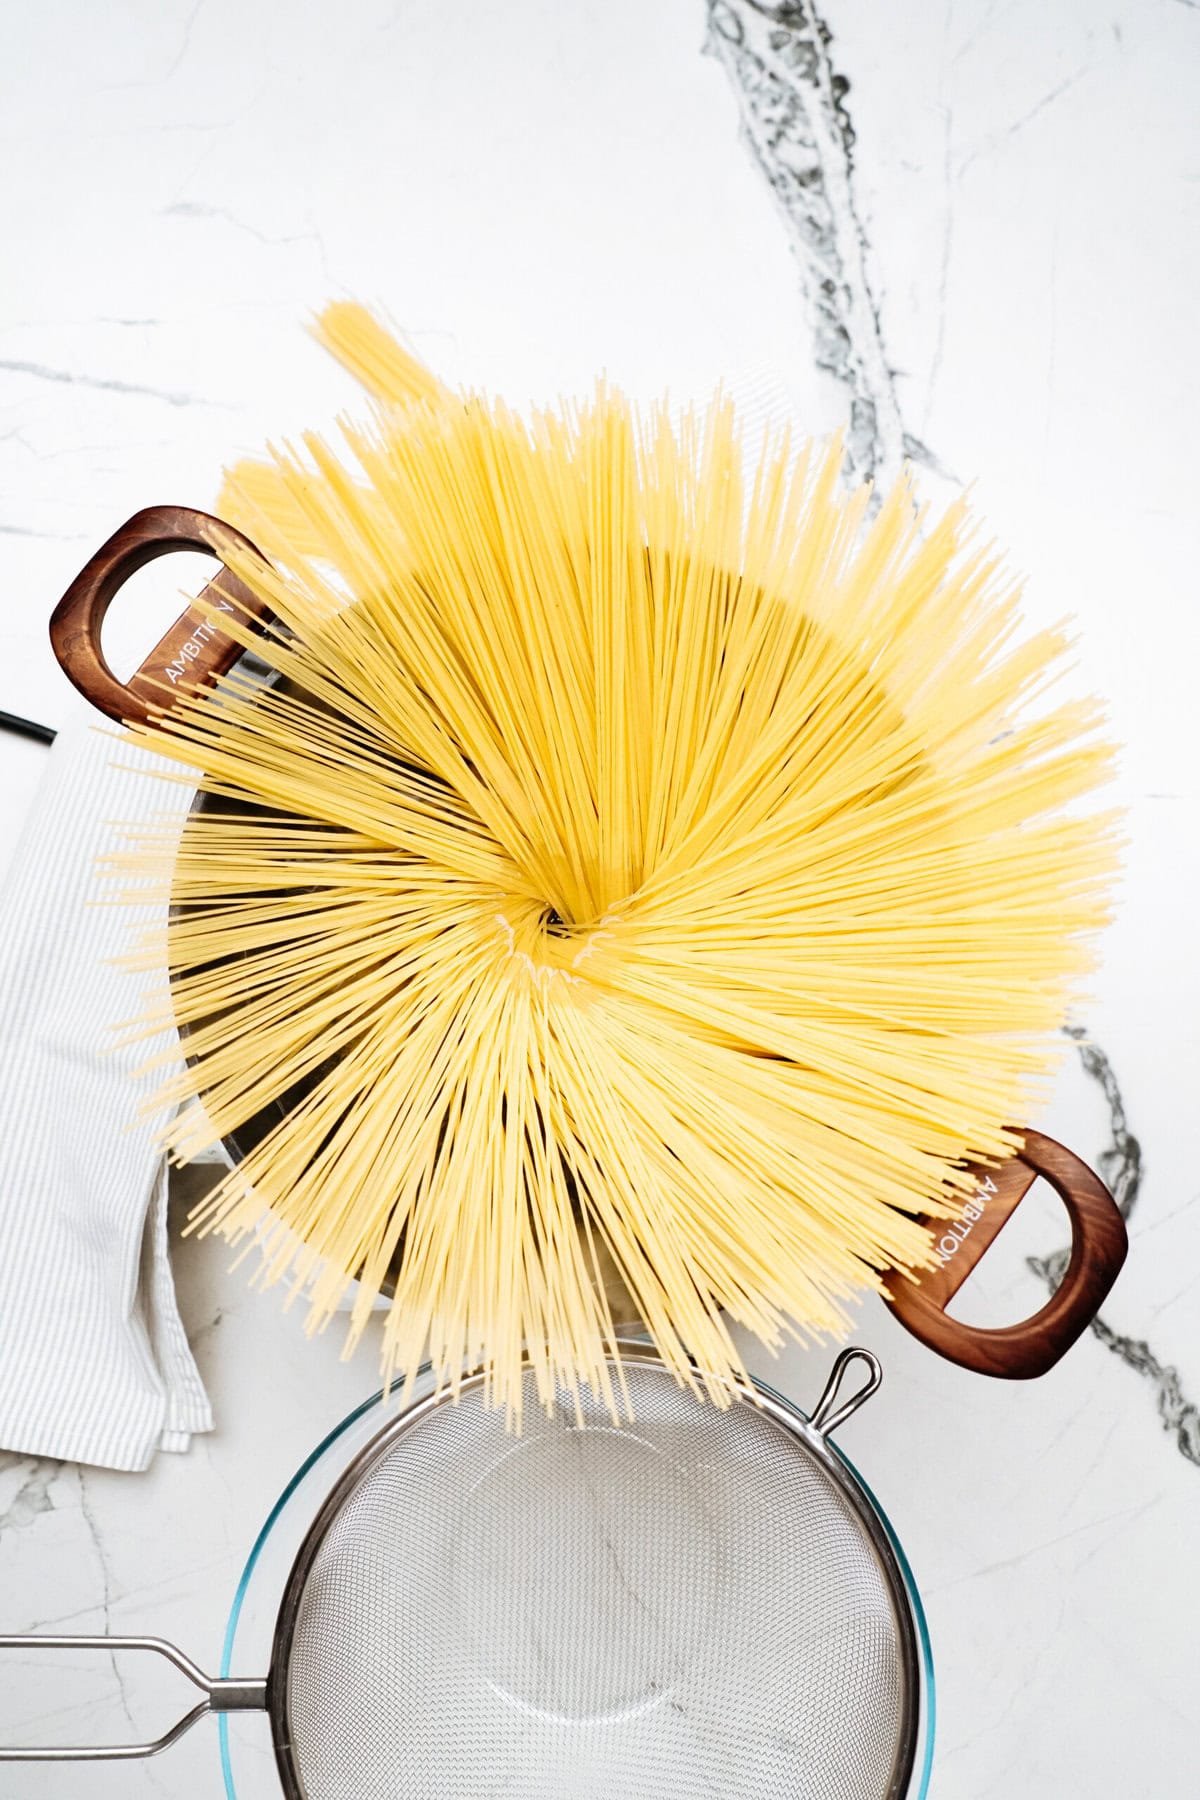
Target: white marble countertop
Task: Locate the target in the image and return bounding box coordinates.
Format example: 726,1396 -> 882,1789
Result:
2,2 -> 1198,1794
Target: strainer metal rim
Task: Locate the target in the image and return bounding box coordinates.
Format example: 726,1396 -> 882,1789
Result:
247,1346 -> 922,1800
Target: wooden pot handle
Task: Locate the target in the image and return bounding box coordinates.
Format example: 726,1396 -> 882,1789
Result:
49,505 -> 272,727
882,1128 -> 1128,1379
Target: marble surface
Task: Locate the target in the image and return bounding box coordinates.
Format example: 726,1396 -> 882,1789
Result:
1,1 -> 1198,1793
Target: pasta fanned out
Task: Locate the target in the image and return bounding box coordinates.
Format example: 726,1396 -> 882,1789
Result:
112,305 -> 1118,1421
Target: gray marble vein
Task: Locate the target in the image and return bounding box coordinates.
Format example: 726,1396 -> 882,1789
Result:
77,1467 -> 136,1730
1032,1031 -> 1200,1467
0,1455 -> 62,1534
1086,1321 -> 1200,1462
705,0 -> 937,489
1063,1026 -> 1143,1222
0,357 -> 211,408
159,200 -> 322,253
705,4 -> 1194,1477
163,0 -> 206,82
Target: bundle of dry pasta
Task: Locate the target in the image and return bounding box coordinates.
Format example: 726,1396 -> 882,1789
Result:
111,305 -> 1119,1421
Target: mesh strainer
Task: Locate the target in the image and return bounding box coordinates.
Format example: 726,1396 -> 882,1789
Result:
0,1347 -> 922,1798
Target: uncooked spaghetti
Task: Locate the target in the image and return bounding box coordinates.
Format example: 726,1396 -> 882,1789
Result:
109,305 -> 1119,1421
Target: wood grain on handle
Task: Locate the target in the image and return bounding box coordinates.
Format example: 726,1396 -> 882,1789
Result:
882,1128 -> 1128,1379
49,506 -> 272,727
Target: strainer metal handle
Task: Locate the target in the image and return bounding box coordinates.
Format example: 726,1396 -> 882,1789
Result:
0,1635 -> 266,1761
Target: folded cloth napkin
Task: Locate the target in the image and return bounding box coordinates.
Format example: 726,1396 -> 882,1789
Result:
0,704 -> 212,1470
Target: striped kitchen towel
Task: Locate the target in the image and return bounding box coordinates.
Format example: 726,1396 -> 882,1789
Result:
0,704 -> 212,1470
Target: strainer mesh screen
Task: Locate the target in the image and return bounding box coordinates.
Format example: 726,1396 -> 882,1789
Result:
281,1362 -> 912,1799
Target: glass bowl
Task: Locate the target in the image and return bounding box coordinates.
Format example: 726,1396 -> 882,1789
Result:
218,1365 -> 935,1798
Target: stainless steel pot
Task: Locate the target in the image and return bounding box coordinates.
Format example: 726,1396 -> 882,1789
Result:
49,505 -> 1130,1378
